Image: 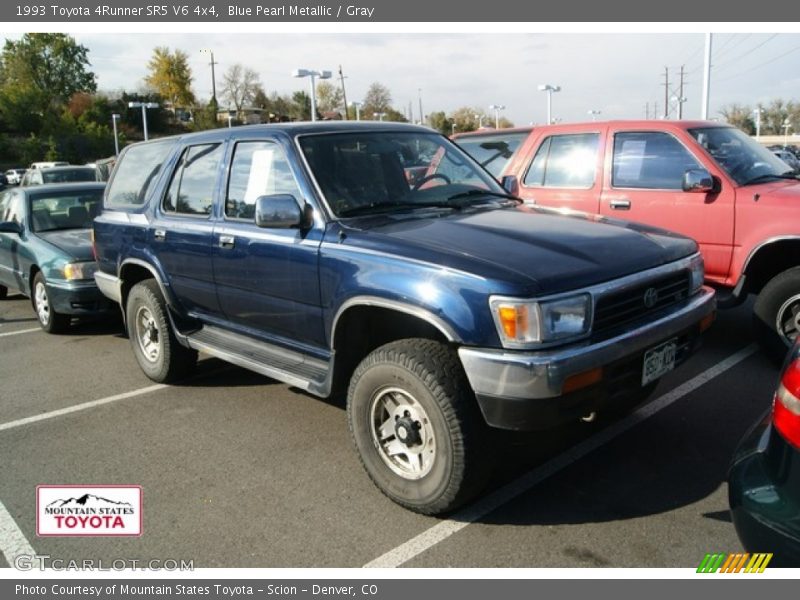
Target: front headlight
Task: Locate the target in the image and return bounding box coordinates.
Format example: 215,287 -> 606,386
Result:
689,254 -> 705,293
63,261 -> 98,281
490,293 -> 591,347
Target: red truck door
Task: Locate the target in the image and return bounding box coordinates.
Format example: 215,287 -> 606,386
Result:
598,128 -> 735,284
512,126 -> 606,214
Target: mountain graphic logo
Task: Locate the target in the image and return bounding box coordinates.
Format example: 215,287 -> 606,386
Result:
47,493 -> 133,509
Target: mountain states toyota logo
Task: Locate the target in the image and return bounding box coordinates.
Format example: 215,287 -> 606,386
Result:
36,485 -> 142,537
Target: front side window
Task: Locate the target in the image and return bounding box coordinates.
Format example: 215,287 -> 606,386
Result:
612,131 -> 702,190
163,144 -> 223,216
226,141 -> 302,220
298,131 -> 504,218
523,133 -> 599,188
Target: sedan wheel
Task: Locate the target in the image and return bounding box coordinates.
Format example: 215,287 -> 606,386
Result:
32,272 -> 68,333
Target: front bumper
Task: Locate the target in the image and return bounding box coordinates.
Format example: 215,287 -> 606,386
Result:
729,414 -> 800,567
47,280 -> 115,315
458,286 -> 715,430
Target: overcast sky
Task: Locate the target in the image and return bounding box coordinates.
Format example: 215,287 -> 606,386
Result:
6,32 -> 800,125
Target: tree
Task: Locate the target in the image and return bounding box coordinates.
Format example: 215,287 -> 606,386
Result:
450,107 -> 489,133
291,91 -> 311,121
361,82 -> 392,119
0,33 -> 96,123
144,47 -> 195,112
719,103 -> 756,134
429,111 -> 453,136
221,64 -> 260,117
316,81 -> 344,116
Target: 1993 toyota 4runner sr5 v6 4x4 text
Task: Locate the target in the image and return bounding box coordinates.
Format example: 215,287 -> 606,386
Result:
93,122 -> 715,514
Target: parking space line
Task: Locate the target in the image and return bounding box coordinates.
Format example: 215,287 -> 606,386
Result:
0,327 -> 40,338
364,343 -> 759,568
0,384 -> 167,433
0,500 -> 37,570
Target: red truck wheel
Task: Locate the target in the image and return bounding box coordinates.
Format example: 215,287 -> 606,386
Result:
754,267 -> 800,364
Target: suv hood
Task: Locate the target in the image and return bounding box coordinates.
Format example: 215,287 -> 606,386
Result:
342,207 -> 697,295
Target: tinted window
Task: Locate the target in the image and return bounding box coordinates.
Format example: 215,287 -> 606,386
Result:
226,141 -> 302,220
613,132 -> 701,189
29,188 -> 103,232
523,133 -> 599,188
106,140 -> 174,207
163,144 -> 223,216
41,168 -> 97,184
456,131 -> 529,177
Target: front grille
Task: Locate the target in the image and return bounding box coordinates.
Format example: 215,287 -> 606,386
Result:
592,271 -> 691,339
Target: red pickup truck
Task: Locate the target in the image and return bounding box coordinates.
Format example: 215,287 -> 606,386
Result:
455,120 -> 800,361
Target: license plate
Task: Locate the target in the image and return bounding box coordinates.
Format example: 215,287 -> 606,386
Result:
642,339 -> 677,386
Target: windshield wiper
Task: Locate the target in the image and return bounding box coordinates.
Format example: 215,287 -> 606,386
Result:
339,201 -> 459,217
742,172 -> 799,186
445,189 -> 521,205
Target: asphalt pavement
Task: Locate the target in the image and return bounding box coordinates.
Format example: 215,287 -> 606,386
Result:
0,291 -> 778,568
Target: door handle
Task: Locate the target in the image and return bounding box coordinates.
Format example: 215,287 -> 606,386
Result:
609,199 -> 631,210
153,229 -> 166,241
219,235 -> 235,249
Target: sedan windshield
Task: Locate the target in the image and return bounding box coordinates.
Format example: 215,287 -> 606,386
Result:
29,189 -> 103,232
298,131 -> 510,217
689,127 -> 795,185
455,131 -> 530,177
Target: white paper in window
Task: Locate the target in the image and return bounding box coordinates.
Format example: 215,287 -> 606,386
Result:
243,148 -> 275,204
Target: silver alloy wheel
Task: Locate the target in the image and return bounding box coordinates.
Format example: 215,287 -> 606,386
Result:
369,386 -> 436,480
34,281 -> 50,326
134,305 -> 161,363
776,293 -> 800,347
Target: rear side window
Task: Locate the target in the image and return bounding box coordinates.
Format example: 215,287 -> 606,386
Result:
163,144 -> 223,217
106,140 -> 174,207
612,132 -> 702,190
523,133 -> 599,188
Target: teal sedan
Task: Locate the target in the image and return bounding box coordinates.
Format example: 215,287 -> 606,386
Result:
0,182 -> 114,332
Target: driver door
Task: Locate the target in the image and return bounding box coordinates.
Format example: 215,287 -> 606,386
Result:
598,129 -> 735,284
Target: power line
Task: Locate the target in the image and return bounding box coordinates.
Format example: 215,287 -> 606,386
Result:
715,43 -> 800,83
714,33 -> 780,72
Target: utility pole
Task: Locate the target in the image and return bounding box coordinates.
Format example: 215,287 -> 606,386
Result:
701,33 -> 713,120
663,66 -> 670,119
418,88 -> 424,126
338,65 -> 349,120
654,101 -> 658,120
677,65 -> 686,119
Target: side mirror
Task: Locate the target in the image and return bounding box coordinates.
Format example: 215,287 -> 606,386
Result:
0,221 -> 22,234
255,194 -> 311,229
682,168 -> 715,193
500,175 -> 519,196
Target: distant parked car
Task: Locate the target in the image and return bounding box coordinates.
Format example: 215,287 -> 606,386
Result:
4,168 -> 27,185
20,166 -> 99,187
729,339 -> 800,567
29,161 -> 69,170
0,182 -> 113,332
772,149 -> 800,172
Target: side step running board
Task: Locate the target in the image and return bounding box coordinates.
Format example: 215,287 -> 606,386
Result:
184,325 -> 332,396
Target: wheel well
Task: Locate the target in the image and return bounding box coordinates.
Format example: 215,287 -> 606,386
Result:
28,265 -> 40,295
331,306 -> 450,398
119,264 -> 157,311
744,241 -> 800,295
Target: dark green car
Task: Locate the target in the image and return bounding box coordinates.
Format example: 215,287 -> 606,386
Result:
0,182 -> 114,332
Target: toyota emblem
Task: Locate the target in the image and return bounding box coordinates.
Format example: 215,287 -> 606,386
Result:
643,287 -> 659,309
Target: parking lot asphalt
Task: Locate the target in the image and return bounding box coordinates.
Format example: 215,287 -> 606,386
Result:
0,291 -> 778,568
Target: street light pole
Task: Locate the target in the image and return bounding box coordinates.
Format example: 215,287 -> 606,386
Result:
587,109 -> 601,121
754,108 -> 763,140
351,101 -> 362,121
489,104 -> 506,129
292,69 -> 332,122
418,88 -> 424,126
127,101 -> 159,141
783,119 -> 793,148
374,112 -> 386,121
538,84 -> 561,125
111,114 -> 121,156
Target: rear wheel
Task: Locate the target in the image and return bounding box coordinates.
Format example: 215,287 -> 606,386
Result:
126,280 -> 197,382
347,339 -> 490,514
32,272 -> 69,333
753,267 -> 800,364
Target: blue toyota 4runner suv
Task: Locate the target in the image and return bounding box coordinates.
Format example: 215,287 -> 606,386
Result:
94,122 -> 715,514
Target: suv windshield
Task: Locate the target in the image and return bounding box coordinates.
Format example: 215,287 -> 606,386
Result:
298,131 -> 509,217
29,188 -> 102,232
689,126 -> 794,185
455,131 -> 530,177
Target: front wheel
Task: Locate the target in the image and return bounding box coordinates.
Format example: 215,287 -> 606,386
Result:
32,272 -> 69,333
753,267 -> 800,364
347,339 -> 490,514
126,280 -> 197,383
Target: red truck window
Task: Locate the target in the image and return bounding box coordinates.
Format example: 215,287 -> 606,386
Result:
612,132 -> 701,190
523,133 -> 599,189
